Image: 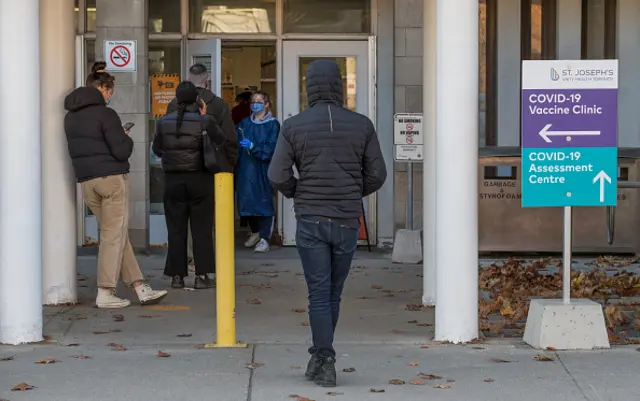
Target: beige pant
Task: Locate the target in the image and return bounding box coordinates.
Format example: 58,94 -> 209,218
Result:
82,174 -> 144,288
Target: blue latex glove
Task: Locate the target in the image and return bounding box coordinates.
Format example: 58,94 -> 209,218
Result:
239,138 -> 254,150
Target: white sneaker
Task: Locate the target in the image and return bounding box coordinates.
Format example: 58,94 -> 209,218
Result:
96,288 -> 131,309
135,283 -> 168,305
254,238 -> 270,253
244,232 -> 260,248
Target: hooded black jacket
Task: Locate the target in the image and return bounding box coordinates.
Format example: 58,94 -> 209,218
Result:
64,87 -> 133,182
267,60 -> 387,220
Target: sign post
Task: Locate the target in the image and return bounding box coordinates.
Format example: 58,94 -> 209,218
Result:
521,59 -> 617,350
394,113 -> 423,230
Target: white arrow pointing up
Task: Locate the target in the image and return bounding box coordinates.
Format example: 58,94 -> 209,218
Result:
538,124 -> 601,143
593,170 -> 612,203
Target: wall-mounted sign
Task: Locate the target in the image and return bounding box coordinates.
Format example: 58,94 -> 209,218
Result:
104,40 -> 137,72
151,74 -> 180,118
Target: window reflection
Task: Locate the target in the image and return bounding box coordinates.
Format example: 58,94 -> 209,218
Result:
522,0 -> 556,60
189,0 -> 275,33
86,0 -> 96,32
284,0 -> 370,33
582,0 -> 617,59
149,0 -> 182,33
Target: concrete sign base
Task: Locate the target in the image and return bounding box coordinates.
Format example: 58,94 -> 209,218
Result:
391,229 -> 423,264
523,299 -> 610,350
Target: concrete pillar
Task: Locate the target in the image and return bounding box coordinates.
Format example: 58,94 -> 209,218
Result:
434,0 -> 479,342
556,0 -> 582,59
0,0 -> 43,344
41,0 -> 77,305
422,0 -> 436,306
96,0 -> 149,249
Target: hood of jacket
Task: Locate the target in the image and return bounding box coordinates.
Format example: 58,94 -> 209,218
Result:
305,60 -> 344,108
64,87 -> 106,112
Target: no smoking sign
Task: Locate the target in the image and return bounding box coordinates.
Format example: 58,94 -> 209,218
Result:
104,40 -> 137,72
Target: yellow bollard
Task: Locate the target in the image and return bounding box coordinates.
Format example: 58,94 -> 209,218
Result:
206,173 -> 247,348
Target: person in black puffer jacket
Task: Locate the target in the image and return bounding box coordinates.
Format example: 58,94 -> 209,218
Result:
268,60 -> 387,388
64,61 -> 168,309
152,81 -> 224,290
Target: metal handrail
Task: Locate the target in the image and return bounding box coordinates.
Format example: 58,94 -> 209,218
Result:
607,181 -> 640,245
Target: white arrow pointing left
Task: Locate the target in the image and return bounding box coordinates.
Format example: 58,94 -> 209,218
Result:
538,124 -> 601,143
592,170 -> 612,203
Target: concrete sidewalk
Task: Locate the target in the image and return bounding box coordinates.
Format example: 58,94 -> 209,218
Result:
1,250 -> 639,400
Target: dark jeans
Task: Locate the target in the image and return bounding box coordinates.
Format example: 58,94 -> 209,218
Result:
163,171 -> 214,277
296,216 -> 359,359
248,216 -> 273,240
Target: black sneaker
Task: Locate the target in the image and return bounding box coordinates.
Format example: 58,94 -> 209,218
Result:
305,354 -> 323,380
313,357 -> 337,388
194,274 -> 215,289
171,276 -> 184,289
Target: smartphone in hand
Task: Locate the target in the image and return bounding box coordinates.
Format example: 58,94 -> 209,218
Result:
123,122 -> 135,131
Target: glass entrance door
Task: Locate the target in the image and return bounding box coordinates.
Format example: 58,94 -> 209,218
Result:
279,40 -> 373,246
149,39 -> 222,245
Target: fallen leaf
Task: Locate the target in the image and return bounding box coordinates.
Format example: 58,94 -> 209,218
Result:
409,378 -> 426,385
246,362 -> 265,370
77,274 -> 88,281
138,315 -> 161,319
93,331 -> 109,335
447,378 -> 456,382
418,373 -> 442,380
177,333 -> 192,338
420,345 -> 429,349
289,396 -> 315,401
371,284 -> 383,290
112,314 -> 125,322
369,388 -> 386,393
484,378 -> 495,382
357,296 -> 374,300
416,323 -> 433,327
434,384 -> 451,389
11,382 -> 36,391
409,361 -> 419,366
109,344 -> 127,351
110,329 -> 122,333
34,358 -> 57,364
342,367 -> 356,373
150,305 -> 190,311
546,346 -> 556,351
301,321 -> 310,327
326,392 -> 344,396
11,382 -> 35,391
292,308 -> 307,313
407,320 -> 418,324
0,356 -> 15,361
405,303 -> 423,311
193,344 -> 206,349
70,355 -> 91,359
247,299 -> 262,305
68,315 -> 87,321
389,379 -> 405,385
290,365 -> 302,369
157,351 -> 170,358
534,354 -> 554,362
390,329 -> 405,334
489,358 -> 512,363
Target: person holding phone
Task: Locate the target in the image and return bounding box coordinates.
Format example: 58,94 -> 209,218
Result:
63,61 -> 168,309
152,81 -> 224,289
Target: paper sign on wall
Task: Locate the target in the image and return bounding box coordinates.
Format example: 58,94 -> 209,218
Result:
151,74 -> 180,117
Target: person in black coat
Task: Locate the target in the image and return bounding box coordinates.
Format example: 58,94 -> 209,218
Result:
152,81 -> 224,290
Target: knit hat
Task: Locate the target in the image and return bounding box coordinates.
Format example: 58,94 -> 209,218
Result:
176,81 -> 198,105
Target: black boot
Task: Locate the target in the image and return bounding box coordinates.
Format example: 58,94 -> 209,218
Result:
171,276 -> 185,289
313,357 -> 337,388
194,274 -> 215,289
305,354 -> 323,380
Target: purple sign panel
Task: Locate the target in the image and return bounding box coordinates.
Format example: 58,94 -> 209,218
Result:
521,89 -> 618,148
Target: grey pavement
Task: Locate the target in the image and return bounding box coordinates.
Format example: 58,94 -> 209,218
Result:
1,249 -> 638,400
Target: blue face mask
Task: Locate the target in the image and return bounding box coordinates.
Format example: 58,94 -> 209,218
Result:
105,99 -> 111,106
251,102 -> 264,113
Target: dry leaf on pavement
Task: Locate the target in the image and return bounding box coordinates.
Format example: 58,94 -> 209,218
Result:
434,384 -> 451,389
301,321 -> 310,327
405,304 -> 423,311
34,358 -> 57,364
371,284 -> 383,289
389,379 -> 405,385
290,365 -> 302,369
409,379 -> 426,386
247,299 -> 262,305
177,333 -> 192,338
418,373 -> 442,380
546,346 -> 556,351
0,356 -> 15,361
342,367 -> 356,372
70,355 -> 91,359
93,331 -> 109,335
246,362 -> 265,370
484,378 -> 495,382
447,379 -> 456,382
390,329 -> 404,334
534,354 -> 554,362
109,344 -> 127,351
11,382 -> 35,391
138,315 -> 161,319
293,308 -> 306,313
409,361 -> 419,366
112,314 -> 125,322
157,351 -> 170,358
369,388 -> 386,393
489,358 -> 512,363
288,395 -> 315,401
326,392 -> 344,396
66,343 -> 80,347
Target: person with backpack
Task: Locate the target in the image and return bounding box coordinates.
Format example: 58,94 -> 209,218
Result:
153,81 -> 227,289
165,64 -> 238,277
